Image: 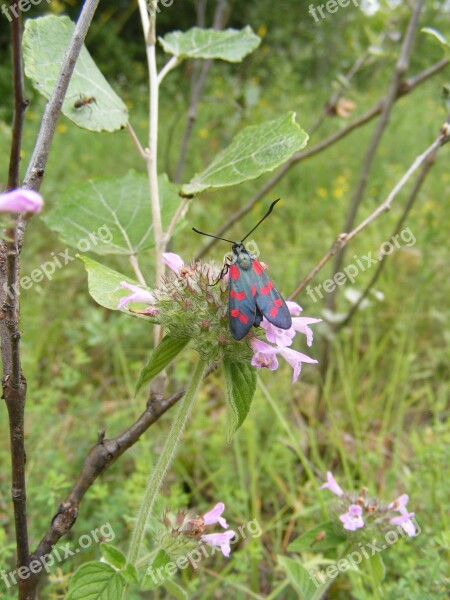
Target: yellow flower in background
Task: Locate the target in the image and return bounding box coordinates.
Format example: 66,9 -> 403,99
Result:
257,25 -> 267,38
198,128 -> 209,139
57,124 -> 67,134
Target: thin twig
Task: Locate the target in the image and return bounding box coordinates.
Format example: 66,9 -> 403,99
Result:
126,122 -> 147,159
288,125 -> 449,301
165,196 -> 189,243
194,56 -> 448,260
130,254 -> 147,285
338,145 -> 439,328
174,0 -> 230,183
326,0 -> 424,310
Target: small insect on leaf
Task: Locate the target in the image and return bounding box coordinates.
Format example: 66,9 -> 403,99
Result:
193,199 -> 292,340
73,95 -> 97,110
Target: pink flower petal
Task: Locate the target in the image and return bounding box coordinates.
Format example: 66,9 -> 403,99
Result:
260,318 -> 295,347
388,494 -> 409,512
250,338 -> 279,371
118,281 -> 155,309
319,471 -> 344,497
201,531 -> 236,557
339,504 -> 364,531
162,252 -> 184,274
0,188 -> 43,213
203,503 -> 228,529
278,346 -> 318,383
286,301 -> 303,316
291,317 -> 322,347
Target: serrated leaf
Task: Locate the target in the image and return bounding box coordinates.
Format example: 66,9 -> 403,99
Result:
43,173 -> 180,256
100,543 -> 126,570
278,556 -> 328,600
66,561 -> 125,600
223,360 -> 257,439
141,549 -> 173,590
136,336 -> 190,394
288,522 -> 347,553
182,113 -> 309,195
23,15 -> 128,132
159,26 -> 260,62
79,255 -> 156,320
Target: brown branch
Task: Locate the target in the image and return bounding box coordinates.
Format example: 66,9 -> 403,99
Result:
1,7 -> 29,599
31,364 -> 217,571
338,143 -> 439,328
288,123 -> 450,301
194,56 -> 448,260
326,0 -> 424,310
174,0 -> 231,183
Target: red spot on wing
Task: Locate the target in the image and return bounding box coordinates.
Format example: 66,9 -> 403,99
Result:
238,313 -> 249,323
251,285 -> 257,296
231,289 -> 246,300
230,308 -> 239,317
253,261 -> 263,275
260,281 -> 274,294
269,307 -> 278,317
229,265 -> 240,280
274,299 -> 282,307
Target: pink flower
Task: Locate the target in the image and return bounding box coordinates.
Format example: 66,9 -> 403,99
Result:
118,281 -> 155,309
277,346 -> 318,383
260,319 -> 295,346
319,471 -> 344,497
201,531 -> 236,557
250,338 -> 279,371
339,505 -> 364,531
162,252 -> 184,274
389,494 -> 417,536
291,316 -> 322,347
0,188 -> 43,213
202,503 -> 228,529
286,301 -> 302,316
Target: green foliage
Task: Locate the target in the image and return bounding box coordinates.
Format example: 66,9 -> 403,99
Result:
23,15 -> 128,132
182,112 -> 309,195
159,26 -> 261,62
223,359 -> 257,439
135,336 -> 190,394
66,561 -> 126,599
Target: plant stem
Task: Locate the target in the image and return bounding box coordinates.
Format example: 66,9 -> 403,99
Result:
126,359 -> 208,566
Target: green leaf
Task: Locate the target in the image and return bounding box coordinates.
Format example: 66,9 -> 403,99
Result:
223,359 -> 257,439
136,336 -> 190,394
162,579 -> 189,599
43,173 -> 180,256
288,522 -> 347,553
366,552 -> 386,584
141,549 -> 173,590
422,27 -> 450,52
159,26 -> 260,62
79,255 -> 156,320
120,563 -> 139,585
278,556 -> 328,600
100,543 -> 126,570
66,561 -> 125,600
23,15 -> 128,132
182,113 -> 309,195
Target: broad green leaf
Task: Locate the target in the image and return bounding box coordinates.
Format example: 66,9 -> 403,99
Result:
365,552 -> 386,584
100,543 -> 126,570
162,579 -> 189,599
288,522 -> 347,553
79,255 -> 156,320
182,113 -> 309,195
136,336 -> 190,394
278,556 -> 329,600
141,549 -> 173,590
66,561 -> 125,600
120,563 -> 139,585
44,173 -> 180,256
23,16 -> 128,132
159,26 -> 260,62
223,359 -> 257,439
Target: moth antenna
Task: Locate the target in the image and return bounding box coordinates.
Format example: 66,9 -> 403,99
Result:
192,227 -> 235,244
240,198 -> 281,243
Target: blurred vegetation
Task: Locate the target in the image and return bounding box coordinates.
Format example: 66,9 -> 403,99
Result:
0,0 -> 449,598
